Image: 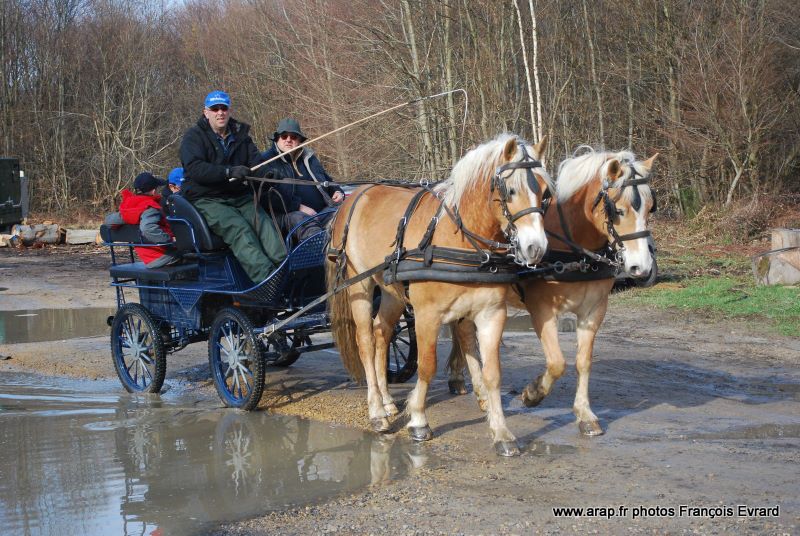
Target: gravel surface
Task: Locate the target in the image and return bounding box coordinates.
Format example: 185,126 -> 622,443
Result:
1,246 -> 798,535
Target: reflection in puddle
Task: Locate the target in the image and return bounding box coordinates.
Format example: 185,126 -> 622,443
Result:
680,423 -> 800,441
0,373 -> 429,535
525,441 -> 577,456
0,307 -> 116,344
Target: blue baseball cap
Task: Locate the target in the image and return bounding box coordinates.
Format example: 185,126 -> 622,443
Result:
204,90 -> 231,109
167,167 -> 184,186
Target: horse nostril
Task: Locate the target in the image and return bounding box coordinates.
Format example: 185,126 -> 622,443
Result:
629,265 -> 641,276
527,244 -> 543,262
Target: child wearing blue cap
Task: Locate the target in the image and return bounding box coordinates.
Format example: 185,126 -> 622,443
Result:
159,167 -> 184,213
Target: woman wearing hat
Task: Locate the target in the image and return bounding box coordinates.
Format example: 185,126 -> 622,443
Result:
260,118 -> 344,242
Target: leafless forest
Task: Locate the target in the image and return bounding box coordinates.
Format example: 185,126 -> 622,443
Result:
1,0 -> 798,220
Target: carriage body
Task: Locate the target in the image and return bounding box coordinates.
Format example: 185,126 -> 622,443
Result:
101,196 -> 417,410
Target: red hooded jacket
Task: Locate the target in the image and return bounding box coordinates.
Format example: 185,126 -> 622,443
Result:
119,190 -> 174,265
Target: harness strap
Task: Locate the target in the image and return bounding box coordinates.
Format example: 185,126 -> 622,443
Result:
508,205 -> 545,223
616,229 -> 652,242
329,185 -> 379,286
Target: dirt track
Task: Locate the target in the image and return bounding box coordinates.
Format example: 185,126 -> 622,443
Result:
1,246 -> 799,534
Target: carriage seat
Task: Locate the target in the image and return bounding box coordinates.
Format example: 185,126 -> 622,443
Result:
108,261 -> 198,282
166,194 -> 228,253
99,223 -> 199,281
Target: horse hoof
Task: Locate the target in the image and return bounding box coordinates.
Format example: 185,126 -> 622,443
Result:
370,418 -> 391,434
448,380 -> 467,395
578,420 -> 604,436
494,440 -> 520,457
384,403 -> 399,417
521,385 -> 545,408
408,425 -> 433,442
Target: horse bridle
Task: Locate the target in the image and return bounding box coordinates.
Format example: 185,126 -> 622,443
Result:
592,163 -> 656,253
491,143 -> 551,263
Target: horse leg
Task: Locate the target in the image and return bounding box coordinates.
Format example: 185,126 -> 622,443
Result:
404,310 -> 441,442
452,319 -> 489,411
445,323 -> 468,395
373,288 -> 405,417
521,307 -> 566,407
475,306 -> 519,457
573,298 -> 608,436
350,284 -> 389,433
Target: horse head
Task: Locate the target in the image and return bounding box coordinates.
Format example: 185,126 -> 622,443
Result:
491,135 -> 552,265
594,153 -> 658,278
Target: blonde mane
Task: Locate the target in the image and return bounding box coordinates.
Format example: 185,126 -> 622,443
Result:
556,146 -> 653,208
436,133 -> 552,207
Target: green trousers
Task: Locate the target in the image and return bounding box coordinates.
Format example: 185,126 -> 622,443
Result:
193,195 -> 286,283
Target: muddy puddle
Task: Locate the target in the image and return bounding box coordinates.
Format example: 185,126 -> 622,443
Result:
0,373 -> 429,535
0,307 -> 115,344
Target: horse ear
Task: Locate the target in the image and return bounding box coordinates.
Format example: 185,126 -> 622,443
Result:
641,153 -> 659,172
502,137 -> 518,162
606,159 -> 623,180
532,135 -> 548,160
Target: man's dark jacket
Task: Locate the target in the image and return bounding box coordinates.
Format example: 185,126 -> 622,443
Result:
179,116 -> 264,201
260,143 -> 342,214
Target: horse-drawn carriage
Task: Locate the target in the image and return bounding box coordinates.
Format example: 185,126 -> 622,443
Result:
100,194 -> 417,410
102,134 -> 657,457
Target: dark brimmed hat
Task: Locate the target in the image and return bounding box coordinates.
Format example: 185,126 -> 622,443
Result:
272,118 -> 307,142
134,172 -> 167,193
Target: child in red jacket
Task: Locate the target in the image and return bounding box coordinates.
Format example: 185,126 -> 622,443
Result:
118,172 -> 181,268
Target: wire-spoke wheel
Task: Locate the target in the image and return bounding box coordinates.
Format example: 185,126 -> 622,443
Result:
387,308 -> 417,384
111,303 -> 166,393
208,307 -> 266,410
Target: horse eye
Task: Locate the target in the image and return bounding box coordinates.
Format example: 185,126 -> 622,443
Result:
508,188 -> 516,196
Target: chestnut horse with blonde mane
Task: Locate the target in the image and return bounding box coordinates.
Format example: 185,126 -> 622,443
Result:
449,149 -> 657,436
327,134 -> 552,456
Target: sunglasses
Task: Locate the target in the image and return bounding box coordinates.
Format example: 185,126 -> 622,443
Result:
279,133 -> 300,141
207,105 -> 229,112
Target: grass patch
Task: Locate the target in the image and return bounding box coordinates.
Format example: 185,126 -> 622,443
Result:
619,276 -> 800,336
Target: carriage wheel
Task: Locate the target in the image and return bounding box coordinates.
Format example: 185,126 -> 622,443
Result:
268,331 -> 309,367
208,307 -> 266,411
387,309 -> 417,384
111,303 -> 167,394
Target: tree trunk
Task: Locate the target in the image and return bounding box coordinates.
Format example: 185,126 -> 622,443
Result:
512,0 -> 537,141
528,0 -> 543,145
401,0 -> 437,175
581,0 -> 604,145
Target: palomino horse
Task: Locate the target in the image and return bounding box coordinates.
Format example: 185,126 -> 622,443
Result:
327,134 -> 552,456
448,149 -> 657,436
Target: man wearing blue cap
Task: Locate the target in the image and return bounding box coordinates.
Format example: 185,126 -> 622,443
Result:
179,90 -> 285,283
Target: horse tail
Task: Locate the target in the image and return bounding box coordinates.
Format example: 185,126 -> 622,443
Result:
326,255 -> 366,382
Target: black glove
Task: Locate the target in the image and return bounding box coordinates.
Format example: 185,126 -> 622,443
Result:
228,165 -> 250,180
263,169 -> 277,180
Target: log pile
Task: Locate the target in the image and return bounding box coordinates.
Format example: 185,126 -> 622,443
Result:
752,228 -> 800,286
0,223 -> 100,248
